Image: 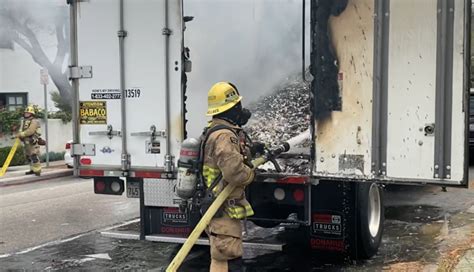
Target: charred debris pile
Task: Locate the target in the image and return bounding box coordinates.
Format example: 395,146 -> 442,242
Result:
247,76 -> 310,145
246,76 -> 311,174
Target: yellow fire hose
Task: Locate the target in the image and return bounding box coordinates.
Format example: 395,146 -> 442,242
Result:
0,138 -> 20,177
166,156 -> 270,272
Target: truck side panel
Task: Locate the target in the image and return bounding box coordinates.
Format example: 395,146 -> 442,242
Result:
77,0 -> 121,168
314,0 -> 374,177
386,0 -> 438,180
76,0 -> 184,172
124,0 -> 183,169
313,0 -> 468,186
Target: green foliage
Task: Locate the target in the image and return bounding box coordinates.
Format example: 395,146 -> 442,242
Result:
0,108 -> 23,135
48,111 -> 72,123
50,90 -> 72,113
0,145 -> 26,166
40,151 -> 65,162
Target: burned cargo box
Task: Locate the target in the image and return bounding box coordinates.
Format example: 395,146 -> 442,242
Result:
310,0 -> 469,186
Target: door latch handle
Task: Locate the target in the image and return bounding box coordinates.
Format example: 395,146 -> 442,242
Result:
131,125 -> 167,141
89,124 -> 122,140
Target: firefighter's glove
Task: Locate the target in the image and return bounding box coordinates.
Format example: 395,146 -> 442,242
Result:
250,142 -> 265,157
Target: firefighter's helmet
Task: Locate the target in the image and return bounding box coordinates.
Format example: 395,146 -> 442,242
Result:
24,105 -> 36,115
206,82 -> 242,116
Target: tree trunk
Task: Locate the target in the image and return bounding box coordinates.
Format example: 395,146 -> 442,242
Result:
46,65 -> 72,104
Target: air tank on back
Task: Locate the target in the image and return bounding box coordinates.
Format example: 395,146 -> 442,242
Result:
176,138 -> 200,200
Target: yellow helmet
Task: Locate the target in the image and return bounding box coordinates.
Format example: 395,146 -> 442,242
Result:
206,82 -> 242,116
24,105 -> 36,115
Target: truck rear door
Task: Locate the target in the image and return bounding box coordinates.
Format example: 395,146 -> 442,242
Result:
74,0 -> 184,176
311,0 -> 470,186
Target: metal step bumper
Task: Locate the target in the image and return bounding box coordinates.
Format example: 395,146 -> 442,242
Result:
100,230 -> 285,251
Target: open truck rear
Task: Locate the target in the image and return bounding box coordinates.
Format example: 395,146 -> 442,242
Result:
67,0 -> 471,259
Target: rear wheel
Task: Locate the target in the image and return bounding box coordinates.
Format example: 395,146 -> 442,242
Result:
354,182 -> 384,259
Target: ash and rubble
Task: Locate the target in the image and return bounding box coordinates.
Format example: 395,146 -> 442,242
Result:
245,75 -> 312,175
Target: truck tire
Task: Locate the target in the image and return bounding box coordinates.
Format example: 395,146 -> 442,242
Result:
353,182 -> 384,259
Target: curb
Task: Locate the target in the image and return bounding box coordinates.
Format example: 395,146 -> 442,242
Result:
0,169 -> 73,187
6,161 -> 67,172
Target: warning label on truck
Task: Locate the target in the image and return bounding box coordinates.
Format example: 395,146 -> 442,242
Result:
79,101 -> 107,124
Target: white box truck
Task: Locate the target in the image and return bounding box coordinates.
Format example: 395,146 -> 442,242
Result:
66,0 -> 471,259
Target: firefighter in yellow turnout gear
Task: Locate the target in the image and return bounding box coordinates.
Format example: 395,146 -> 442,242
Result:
17,106 -> 42,176
202,82 -> 259,272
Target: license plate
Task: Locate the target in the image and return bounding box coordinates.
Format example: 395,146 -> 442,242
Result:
127,181 -> 140,198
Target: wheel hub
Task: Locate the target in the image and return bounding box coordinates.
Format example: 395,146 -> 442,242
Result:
368,183 -> 381,237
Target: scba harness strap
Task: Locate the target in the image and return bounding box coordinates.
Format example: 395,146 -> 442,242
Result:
198,124 -> 237,192
197,124 -> 240,216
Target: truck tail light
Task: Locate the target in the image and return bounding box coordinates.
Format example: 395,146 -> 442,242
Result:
293,189 -> 305,202
95,180 -> 106,193
94,178 -> 124,195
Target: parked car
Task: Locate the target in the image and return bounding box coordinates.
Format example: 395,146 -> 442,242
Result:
64,140 -> 73,168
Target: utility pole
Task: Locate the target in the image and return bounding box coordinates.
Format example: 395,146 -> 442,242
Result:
40,68 -> 49,167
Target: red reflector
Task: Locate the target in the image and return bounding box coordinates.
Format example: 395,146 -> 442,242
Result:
135,171 -> 162,178
277,176 -> 308,184
95,181 -> 106,192
293,189 -> 305,202
79,169 -> 104,177
80,158 -> 92,165
65,143 -> 71,149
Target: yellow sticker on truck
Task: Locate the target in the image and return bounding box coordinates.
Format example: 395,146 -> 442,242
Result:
80,101 -> 107,125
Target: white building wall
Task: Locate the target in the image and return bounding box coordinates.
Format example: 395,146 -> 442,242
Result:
0,44 -> 61,112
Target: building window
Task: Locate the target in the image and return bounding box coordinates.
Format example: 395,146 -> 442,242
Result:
0,93 -> 27,111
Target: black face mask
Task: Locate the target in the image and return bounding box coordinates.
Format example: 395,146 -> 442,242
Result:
215,103 -> 252,126
238,108 -> 252,126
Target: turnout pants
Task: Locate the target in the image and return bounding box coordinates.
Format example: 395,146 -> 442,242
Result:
24,143 -> 41,174
207,215 -> 243,272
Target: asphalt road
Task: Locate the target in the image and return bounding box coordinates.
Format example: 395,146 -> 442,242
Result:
0,171 -> 472,271
0,177 -> 139,255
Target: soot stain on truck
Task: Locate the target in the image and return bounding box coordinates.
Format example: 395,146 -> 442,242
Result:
310,0 -> 348,120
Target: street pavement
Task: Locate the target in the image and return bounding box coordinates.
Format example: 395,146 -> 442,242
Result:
0,169 -> 472,270
0,176 -> 139,255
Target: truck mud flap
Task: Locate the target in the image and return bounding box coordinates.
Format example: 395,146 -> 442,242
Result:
142,207 -> 200,237
307,180 -> 358,256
